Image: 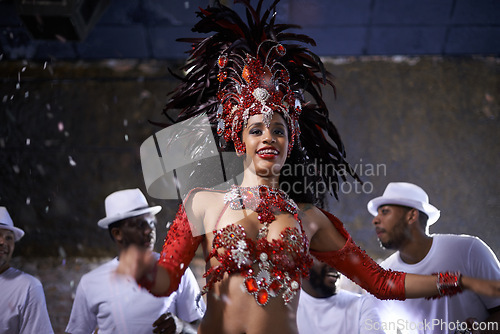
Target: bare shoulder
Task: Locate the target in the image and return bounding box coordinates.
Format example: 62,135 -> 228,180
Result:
189,188 -> 225,202
184,188 -> 227,232
185,188 -> 225,214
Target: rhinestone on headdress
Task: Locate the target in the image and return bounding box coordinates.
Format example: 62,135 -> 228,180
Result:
215,43 -> 301,154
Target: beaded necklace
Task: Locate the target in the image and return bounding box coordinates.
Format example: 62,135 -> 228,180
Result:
223,184 -> 299,238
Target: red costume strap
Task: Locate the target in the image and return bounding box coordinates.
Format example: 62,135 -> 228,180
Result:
310,209 -> 407,301
154,204 -> 203,296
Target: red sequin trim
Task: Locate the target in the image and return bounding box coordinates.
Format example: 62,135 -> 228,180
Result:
426,271 -> 463,300
203,186 -> 312,306
215,42 -> 301,154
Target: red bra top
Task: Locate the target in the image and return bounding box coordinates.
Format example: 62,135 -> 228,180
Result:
202,185 -> 313,305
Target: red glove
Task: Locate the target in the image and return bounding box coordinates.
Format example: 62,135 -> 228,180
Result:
311,209 -> 406,301
155,204 -> 203,296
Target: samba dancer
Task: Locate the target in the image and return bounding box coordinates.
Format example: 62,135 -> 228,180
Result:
118,1 -> 500,333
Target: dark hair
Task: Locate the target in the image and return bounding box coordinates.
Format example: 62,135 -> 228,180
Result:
279,145 -> 323,205
160,0 -> 360,202
398,206 -> 429,229
417,210 -> 429,229
107,220 -> 124,241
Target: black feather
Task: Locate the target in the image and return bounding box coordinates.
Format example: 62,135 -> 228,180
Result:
161,0 -> 360,202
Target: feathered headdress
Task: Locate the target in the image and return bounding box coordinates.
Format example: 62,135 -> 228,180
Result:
163,0 -> 359,199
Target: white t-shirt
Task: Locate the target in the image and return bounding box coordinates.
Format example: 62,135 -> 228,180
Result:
372,234 -> 500,334
0,267 -> 54,334
65,257 -> 205,334
297,289 -> 386,334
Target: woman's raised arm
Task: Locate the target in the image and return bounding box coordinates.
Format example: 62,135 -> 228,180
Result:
306,206 -> 500,301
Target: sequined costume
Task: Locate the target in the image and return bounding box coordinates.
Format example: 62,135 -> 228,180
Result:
139,1 -> 465,310
155,185 -> 407,305
203,185 -> 312,306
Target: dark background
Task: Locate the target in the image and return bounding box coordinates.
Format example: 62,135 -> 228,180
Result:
1,1 -> 499,332
1,0 -> 499,258
1,0 -> 499,59
1,0 -> 498,258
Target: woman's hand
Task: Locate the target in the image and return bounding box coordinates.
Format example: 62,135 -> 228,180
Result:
153,313 -> 180,334
461,276 -> 500,297
153,313 -> 199,334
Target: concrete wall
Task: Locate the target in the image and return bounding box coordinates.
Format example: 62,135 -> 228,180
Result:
1,56 -> 499,333
321,56 -> 500,260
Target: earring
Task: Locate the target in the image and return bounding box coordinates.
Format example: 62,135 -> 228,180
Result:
235,141 -> 246,155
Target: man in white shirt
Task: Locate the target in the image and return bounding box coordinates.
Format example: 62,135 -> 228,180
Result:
297,256 -> 385,334
66,188 -> 205,334
0,206 -> 54,334
367,182 -> 500,334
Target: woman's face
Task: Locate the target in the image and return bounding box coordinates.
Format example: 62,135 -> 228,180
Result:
241,112 -> 289,179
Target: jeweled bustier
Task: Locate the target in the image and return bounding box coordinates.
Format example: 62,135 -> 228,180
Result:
202,185 -> 313,306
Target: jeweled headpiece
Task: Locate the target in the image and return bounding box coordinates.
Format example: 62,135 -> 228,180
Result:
216,42 -> 300,153
162,0 -> 359,199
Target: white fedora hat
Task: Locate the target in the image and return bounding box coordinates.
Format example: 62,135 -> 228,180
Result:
97,188 -> 162,228
0,206 -> 25,241
367,182 -> 440,225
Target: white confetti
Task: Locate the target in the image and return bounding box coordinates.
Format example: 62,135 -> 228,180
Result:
68,156 -> 77,166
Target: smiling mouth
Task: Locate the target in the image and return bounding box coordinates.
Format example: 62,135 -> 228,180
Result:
257,148 -> 279,155
325,272 -> 340,279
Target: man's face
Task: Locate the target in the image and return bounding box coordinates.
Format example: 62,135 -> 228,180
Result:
372,205 -> 412,250
113,213 -> 157,251
0,229 -> 15,273
307,258 -> 340,297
